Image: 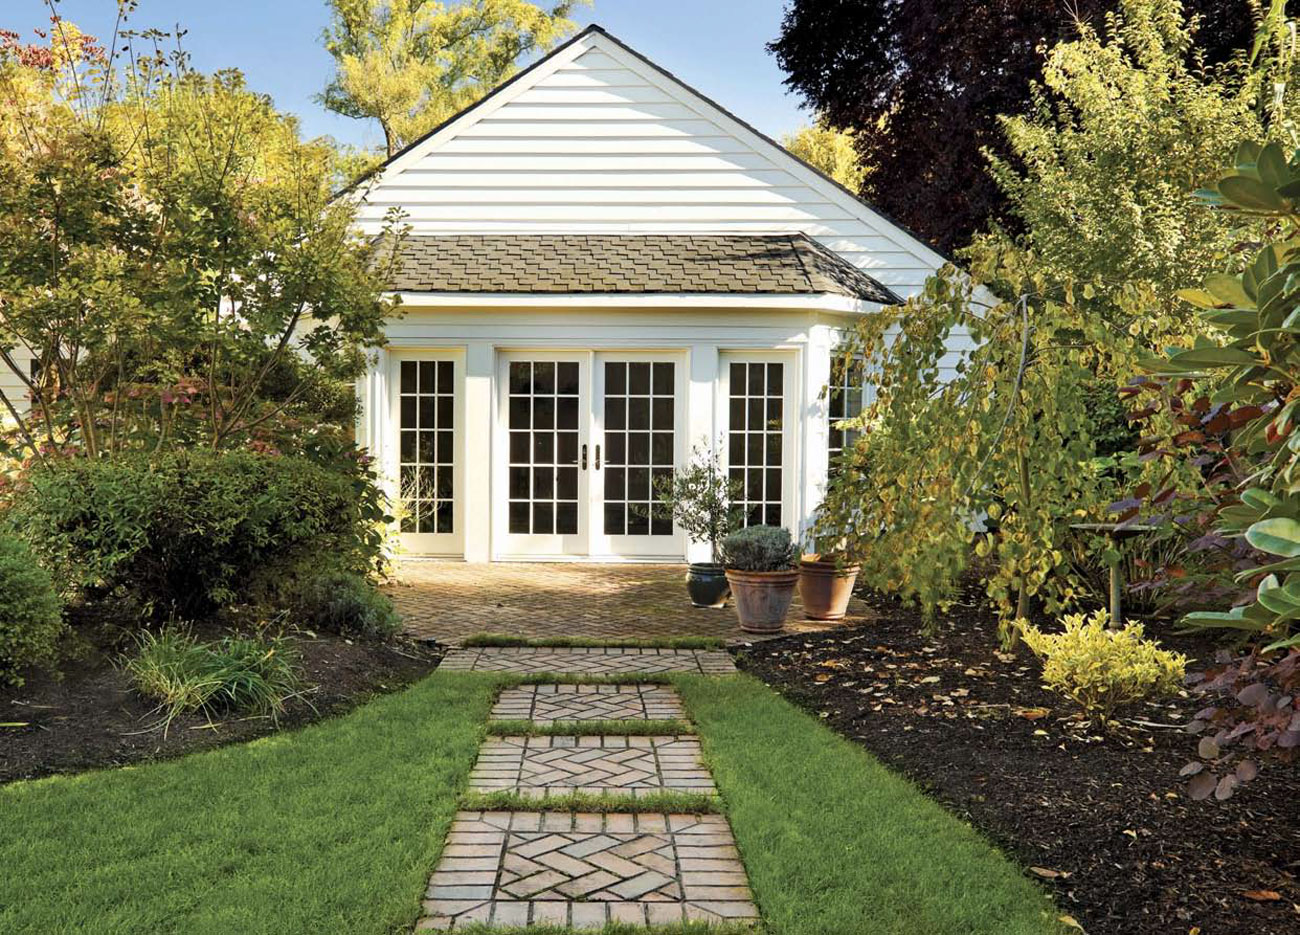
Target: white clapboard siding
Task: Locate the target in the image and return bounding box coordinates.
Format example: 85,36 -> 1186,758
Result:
355,27 -> 956,333
356,31 -> 945,304
0,346 -> 32,419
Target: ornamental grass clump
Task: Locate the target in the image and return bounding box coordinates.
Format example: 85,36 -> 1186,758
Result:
126,630 -> 304,732
1021,610 -> 1186,725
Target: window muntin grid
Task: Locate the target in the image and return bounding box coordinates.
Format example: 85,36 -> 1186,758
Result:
398,360 -> 455,534
828,355 -> 868,468
727,361 -> 784,528
603,361 -> 674,537
507,360 -> 581,536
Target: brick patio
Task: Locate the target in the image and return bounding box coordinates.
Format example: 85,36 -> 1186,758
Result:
389,561 -> 872,645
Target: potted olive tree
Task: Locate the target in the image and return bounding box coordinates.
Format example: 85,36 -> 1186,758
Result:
722,525 -> 798,633
655,447 -> 742,608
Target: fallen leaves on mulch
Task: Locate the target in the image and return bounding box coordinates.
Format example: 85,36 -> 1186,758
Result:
736,582 -> 1300,935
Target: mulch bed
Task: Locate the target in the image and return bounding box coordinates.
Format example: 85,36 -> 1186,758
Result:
736,582 -> 1300,935
1,620 -> 443,785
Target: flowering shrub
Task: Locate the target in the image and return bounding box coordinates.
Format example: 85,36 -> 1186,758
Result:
1021,610 -> 1187,724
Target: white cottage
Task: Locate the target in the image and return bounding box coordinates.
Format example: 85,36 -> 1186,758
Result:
352,24 -> 954,563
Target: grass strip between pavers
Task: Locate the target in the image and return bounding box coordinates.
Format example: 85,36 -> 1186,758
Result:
462,633 -> 726,650
511,672 -> 679,686
453,922 -> 754,935
673,673 -> 1067,935
486,718 -> 696,736
459,789 -> 720,814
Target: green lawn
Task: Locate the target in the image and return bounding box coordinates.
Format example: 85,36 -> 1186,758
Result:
677,675 -> 1061,935
0,670 -> 1060,935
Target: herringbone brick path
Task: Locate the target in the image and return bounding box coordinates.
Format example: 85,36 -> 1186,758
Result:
491,685 -> 685,723
389,560 -> 872,644
418,811 -> 758,930
439,647 -> 736,675
469,736 -> 715,796
419,656 -> 757,930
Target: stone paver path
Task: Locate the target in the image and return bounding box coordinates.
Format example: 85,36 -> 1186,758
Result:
440,647 -> 736,675
420,811 -> 758,930
469,736 -> 716,797
420,652 -> 757,930
491,684 -> 685,723
390,560 -> 874,644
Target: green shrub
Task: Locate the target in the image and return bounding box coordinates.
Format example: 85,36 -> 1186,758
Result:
722,525 -> 797,572
1021,610 -> 1187,724
125,630 -> 303,730
0,534 -> 65,686
9,450 -> 387,618
295,571 -> 401,640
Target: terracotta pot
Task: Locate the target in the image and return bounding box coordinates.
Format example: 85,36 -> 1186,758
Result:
798,559 -> 861,621
685,563 -> 730,608
725,568 -> 798,633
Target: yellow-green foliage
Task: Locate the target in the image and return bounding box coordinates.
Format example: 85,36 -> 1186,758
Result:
1021,610 -> 1186,723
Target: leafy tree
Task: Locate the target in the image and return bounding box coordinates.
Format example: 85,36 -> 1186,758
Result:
781,119 -> 869,191
0,18 -> 405,460
321,0 -> 585,159
813,0 -> 1289,636
769,0 -> 1257,252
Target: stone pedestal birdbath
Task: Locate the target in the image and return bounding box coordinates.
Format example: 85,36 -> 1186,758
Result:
1068,523 -> 1157,627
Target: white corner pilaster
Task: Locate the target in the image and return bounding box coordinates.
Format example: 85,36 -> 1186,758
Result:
800,325 -> 834,546
685,343 -> 720,564
462,341 -> 494,563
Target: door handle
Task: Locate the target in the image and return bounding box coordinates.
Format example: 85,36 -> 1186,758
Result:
581,444 -> 588,470
595,444 -> 601,470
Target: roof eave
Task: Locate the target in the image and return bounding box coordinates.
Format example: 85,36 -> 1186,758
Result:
388,291 -> 887,314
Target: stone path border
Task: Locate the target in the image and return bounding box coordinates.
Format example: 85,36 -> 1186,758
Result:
418,811 -> 758,930
440,647 -> 736,675
469,736 -> 716,797
491,684 -> 686,722
420,651 -> 755,930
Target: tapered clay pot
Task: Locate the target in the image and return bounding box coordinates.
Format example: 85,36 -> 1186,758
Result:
725,568 -> 798,633
685,563 -> 730,608
798,558 -> 861,621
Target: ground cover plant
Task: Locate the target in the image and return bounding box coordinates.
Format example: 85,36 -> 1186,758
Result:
1,667 -> 1062,935
736,584 -> 1300,935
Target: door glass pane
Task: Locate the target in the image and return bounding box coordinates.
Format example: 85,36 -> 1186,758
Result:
729,361 -> 783,528
604,360 -> 675,536
398,359 -> 455,535
508,360 -> 580,536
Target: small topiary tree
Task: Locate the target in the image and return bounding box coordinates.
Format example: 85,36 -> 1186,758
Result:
655,446 -> 742,564
0,533 -> 65,686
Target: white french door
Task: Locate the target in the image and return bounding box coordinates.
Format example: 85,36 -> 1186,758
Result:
495,350 -> 686,560
498,353 -> 590,557
390,351 -> 464,556
720,352 -> 797,531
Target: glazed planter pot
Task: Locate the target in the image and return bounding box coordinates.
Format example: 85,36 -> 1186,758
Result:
685,563 -> 730,608
725,568 -> 799,633
798,558 -> 861,621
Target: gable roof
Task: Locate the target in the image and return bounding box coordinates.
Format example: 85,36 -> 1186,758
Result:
344,24 -> 952,280
382,234 -> 900,303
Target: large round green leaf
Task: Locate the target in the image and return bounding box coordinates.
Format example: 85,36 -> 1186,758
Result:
1203,273 -> 1252,308
1246,517 -> 1300,557
1219,175 -> 1287,212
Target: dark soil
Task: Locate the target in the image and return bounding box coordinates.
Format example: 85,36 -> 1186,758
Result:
1,620 -> 443,784
737,583 -> 1300,935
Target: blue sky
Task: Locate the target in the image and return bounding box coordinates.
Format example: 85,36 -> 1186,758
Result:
8,0 -> 811,151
